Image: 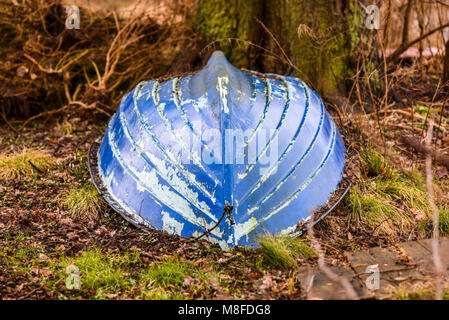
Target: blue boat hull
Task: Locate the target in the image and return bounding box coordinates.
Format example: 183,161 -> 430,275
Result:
95,51 -> 346,248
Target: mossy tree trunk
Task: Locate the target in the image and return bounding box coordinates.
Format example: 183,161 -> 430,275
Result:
196,0 -> 264,69
196,0 -> 366,97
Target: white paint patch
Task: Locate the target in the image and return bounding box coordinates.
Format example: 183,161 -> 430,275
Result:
98,156 -> 152,228
119,112 -> 214,218
193,93 -> 209,112
137,166 -> 224,239
108,128 -> 223,238
217,75 -> 230,113
279,224 -> 297,236
234,217 -> 258,244
247,206 -> 258,215
162,210 -> 184,235
133,81 -> 148,103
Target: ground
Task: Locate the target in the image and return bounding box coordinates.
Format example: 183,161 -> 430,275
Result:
1,64 -> 448,299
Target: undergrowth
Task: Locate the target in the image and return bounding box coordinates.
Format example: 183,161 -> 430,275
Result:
348,146 -> 434,236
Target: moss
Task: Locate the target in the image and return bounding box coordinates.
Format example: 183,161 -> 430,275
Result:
196,0 -> 262,68
137,257 -> 208,300
196,0 -> 364,96
49,249 -> 200,299
257,235 -> 317,269
59,249 -> 129,297
139,257 -> 196,287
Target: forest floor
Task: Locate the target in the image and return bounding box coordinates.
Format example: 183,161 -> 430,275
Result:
1,63 -> 449,300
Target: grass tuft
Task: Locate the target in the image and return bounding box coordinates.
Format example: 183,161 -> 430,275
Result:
59,184 -> 107,220
257,235 -> 317,269
0,148 -> 57,180
420,206 -> 449,237
395,284 -> 449,300
360,146 -> 395,179
53,120 -> 76,137
349,186 -> 411,235
140,257 -> 195,287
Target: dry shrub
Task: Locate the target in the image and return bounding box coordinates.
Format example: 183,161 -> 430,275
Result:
0,0 -> 198,120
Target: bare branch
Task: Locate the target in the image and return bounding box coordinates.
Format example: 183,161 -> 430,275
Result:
307,215 -> 359,300
425,120 -> 444,300
387,22 -> 449,62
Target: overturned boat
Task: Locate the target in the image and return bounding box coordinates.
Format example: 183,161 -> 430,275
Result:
89,51 -> 347,248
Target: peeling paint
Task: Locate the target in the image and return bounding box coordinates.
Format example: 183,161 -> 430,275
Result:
217,75 -> 230,114
162,210 -> 184,235
234,217 -> 258,244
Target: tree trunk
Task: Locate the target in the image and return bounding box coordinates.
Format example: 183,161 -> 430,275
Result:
263,0 -> 364,96
195,0 -> 264,69
195,0 -> 366,97
442,39 -> 449,84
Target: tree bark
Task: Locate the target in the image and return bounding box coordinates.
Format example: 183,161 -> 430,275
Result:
195,0 -> 366,97
195,0 -> 264,69
442,39 -> 449,84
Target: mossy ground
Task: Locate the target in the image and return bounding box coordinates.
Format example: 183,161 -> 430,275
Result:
0,235 -> 217,300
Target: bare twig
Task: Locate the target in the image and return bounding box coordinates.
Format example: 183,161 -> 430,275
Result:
387,22 -> 449,62
18,101 -> 111,130
307,215 -> 359,300
19,105 -> 70,130
400,135 -> 449,169
24,53 -> 62,74
425,120 -> 444,300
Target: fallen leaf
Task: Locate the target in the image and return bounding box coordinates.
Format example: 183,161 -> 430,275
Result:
30,268 -> 52,277
39,253 -> 49,260
260,274 -> 274,291
220,274 -> 232,281
183,276 -> 196,287
435,167 -> 448,179
17,65 -> 29,77
249,272 -> 262,279
67,232 -> 78,240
